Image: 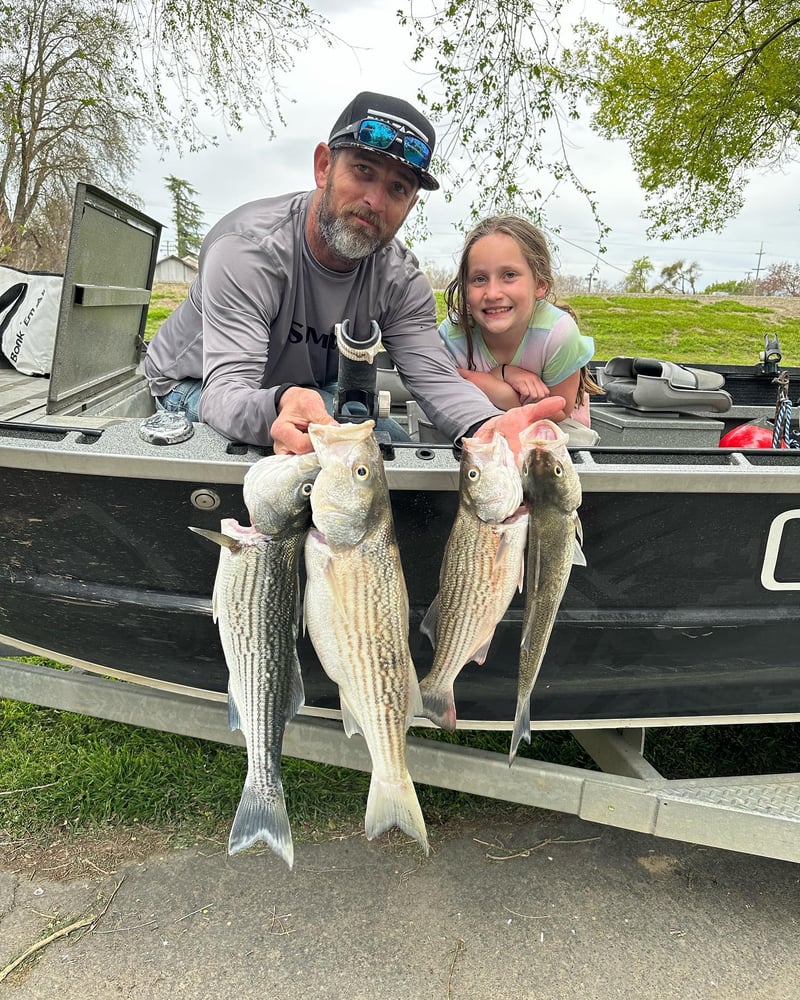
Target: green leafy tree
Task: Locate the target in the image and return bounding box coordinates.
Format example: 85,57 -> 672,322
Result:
124,2 -> 333,152
568,1 -> 800,238
654,259 -> 701,294
0,0 -> 142,268
624,256 -> 654,293
398,1 -> 610,243
704,279 -> 748,295
1,0 -> 335,267
165,177 -> 204,258
655,261 -> 685,294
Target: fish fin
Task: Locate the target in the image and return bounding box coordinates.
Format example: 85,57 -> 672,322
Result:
365,771 -> 429,855
516,549 -> 526,592
419,674 -> 457,731
495,529 -> 512,563
470,634 -> 494,666
520,537 -> 543,652
572,513 -> 586,566
227,777 -> 294,869
493,531 -> 526,595
520,618 -> 531,653
293,565 -> 304,630
419,595 -> 440,649
509,695 -> 532,764
289,656 -> 305,719
340,693 -> 363,738
407,661 -> 424,724
227,688 -> 241,733
189,526 -> 238,550
521,605 -> 538,653
322,559 -> 351,620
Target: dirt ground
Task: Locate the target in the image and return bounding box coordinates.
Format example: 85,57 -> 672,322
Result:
693,294 -> 800,319
3,811 -> 800,999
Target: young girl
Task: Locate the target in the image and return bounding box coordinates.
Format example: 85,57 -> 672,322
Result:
439,216 -> 599,442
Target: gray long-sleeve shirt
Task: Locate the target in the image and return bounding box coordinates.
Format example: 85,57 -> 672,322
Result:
144,190 -> 501,445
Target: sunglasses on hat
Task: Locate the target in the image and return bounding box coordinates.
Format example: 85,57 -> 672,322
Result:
329,117 -> 433,172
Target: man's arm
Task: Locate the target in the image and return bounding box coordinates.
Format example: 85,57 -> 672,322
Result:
457,368 -> 521,410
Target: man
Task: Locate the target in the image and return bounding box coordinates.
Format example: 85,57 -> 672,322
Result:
144,91 -> 563,454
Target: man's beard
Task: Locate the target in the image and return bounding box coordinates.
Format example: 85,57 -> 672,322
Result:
317,188 -> 386,262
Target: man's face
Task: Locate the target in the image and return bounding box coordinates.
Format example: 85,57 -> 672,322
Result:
316,147 -> 419,263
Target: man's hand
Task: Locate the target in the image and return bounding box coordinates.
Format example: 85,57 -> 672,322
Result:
473,397 -> 565,460
271,387 -> 337,455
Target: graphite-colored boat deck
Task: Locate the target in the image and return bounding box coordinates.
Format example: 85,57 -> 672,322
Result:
0,362 -> 49,422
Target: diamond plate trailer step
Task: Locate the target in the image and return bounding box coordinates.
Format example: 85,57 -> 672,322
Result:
3,657 -> 800,864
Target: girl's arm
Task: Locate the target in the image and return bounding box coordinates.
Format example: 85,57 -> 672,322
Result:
502,366 -> 583,422
542,370 -> 582,421
456,368 -> 521,410
501,365 -> 549,404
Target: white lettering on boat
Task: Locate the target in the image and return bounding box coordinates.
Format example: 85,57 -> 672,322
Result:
761,510 -> 800,591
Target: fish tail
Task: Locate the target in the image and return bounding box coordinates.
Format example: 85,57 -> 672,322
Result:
418,675 -> 457,731
509,696 -> 532,765
228,777 -> 294,869
365,771 -> 429,855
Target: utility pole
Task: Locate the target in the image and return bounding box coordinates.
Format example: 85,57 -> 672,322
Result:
754,243 -> 765,287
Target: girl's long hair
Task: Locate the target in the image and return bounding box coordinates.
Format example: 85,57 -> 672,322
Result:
444,216 -> 556,370
555,300 -> 603,408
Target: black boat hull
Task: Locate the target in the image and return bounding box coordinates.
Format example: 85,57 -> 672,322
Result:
2,414 -> 799,729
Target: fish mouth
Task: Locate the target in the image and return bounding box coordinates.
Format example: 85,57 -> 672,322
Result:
517,419 -> 568,462
526,419 -> 564,443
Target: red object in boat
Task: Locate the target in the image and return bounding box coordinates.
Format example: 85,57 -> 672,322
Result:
719,424 -> 778,449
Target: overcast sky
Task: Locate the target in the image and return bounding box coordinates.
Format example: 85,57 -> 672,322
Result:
130,2 -> 800,291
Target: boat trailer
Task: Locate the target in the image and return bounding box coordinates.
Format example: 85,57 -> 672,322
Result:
3,656 -> 799,865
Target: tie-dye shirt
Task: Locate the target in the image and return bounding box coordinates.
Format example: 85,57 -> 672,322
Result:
438,298 -> 594,386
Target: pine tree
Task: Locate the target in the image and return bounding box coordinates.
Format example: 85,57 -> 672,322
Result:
164,177 -> 204,258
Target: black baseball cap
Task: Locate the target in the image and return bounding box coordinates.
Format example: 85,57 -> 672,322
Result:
328,91 -> 439,191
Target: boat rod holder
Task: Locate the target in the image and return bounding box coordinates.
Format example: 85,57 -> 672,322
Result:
333,319 -> 391,424
760,332 -> 782,376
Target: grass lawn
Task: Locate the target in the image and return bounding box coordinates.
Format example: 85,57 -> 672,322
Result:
432,291 -> 800,366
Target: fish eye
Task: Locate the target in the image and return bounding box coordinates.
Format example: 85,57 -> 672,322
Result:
300,481 -> 314,496
553,464 -> 563,477
355,465 -> 370,480
521,463 -> 529,476
467,467 -> 480,481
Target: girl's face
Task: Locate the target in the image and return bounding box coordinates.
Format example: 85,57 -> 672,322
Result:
465,232 -> 546,340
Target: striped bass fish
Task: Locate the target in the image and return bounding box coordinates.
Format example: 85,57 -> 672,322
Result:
419,432 -> 528,730
512,419 -> 585,763
190,451 -> 320,867
303,421 -> 428,854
